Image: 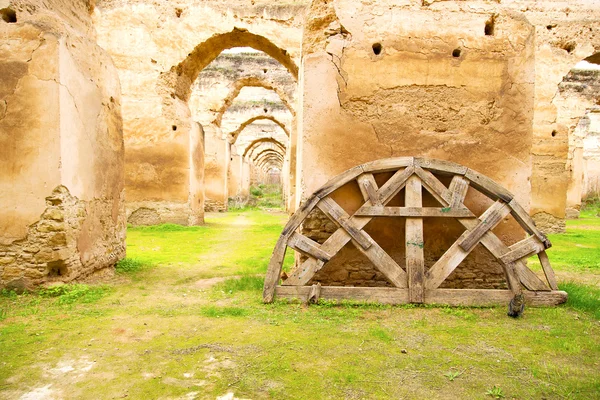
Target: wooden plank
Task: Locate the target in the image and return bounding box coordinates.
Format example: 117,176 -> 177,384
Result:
361,157 -> 414,173
458,201 -> 511,252
414,166 -> 454,205
500,236 -> 545,264
263,235 -> 289,303
508,199 -> 552,248
513,260 -> 550,291
503,262 -> 523,295
448,176 -> 470,208
275,286 -> 410,304
287,232 -> 333,262
281,195 -> 320,237
354,239 -> 408,288
465,168 -> 513,203
354,206 -> 474,218
405,175 -> 425,303
373,165 -> 415,205
274,286 -> 567,306
317,197 -> 372,250
307,283 -> 321,304
313,165 -> 364,200
414,158 -> 468,176
285,165 -> 413,288
425,235 -> 470,290
425,289 -> 567,306
357,174 -> 381,205
538,251 -> 559,290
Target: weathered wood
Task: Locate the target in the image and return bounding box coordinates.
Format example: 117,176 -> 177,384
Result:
307,283 -> 321,304
275,285 -> 410,304
425,289 -> 567,307
465,168 -> 513,203
508,199 -> 551,249
503,262 -> 523,295
405,175 -> 425,303
313,165 -> 364,200
357,174 -> 381,205
263,235 -> 289,303
371,165 -> 415,205
287,232 -> 333,262
267,157 -> 561,308
361,157 -> 414,173
275,286 -> 567,306
425,235 -> 470,290
317,197 -> 372,250
415,158 -> 468,176
458,201 -> 511,252
354,206 -> 474,218
414,166 -> 453,205
281,195 -> 320,237
448,176 -> 470,208
500,236 -> 546,264
538,251 -> 559,290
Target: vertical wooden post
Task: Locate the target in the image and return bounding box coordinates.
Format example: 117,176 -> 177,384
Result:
405,175 -> 424,303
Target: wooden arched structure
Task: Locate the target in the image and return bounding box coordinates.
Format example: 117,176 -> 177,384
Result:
263,157 -> 566,310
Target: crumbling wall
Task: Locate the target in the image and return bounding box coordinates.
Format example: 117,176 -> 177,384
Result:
0,0 -> 125,289
298,0 -> 535,288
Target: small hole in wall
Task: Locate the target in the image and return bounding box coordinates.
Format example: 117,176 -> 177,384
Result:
175,8 -> 183,18
263,69 -> 267,73
172,125 -> 177,131
560,41 -> 576,53
551,130 -> 557,137
452,48 -> 461,57
47,260 -> 68,278
0,8 -> 17,23
372,43 -> 383,56
484,15 -> 495,36
263,108 -> 268,113
546,24 -> 556,30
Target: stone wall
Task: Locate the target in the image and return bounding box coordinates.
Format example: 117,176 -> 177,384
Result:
0,0 -> 125,289
94,0 -> 306,220
297,0 -> 536,288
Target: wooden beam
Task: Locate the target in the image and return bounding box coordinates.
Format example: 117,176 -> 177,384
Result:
465,169 -> 513,203
458,201 -> 511,252
414,166 -> 453,205
288,232 -> 333,262
275,286 -> 567,306
425,289 -> 567,306
373,165 -> 415,205
357,174 -> 381,205
405,175 -> 425,303
317,197 -> 373,250
354,206 -> 474,218
263,235 -> 289,303
508,199 -> 551,249
538,251 -> 559,290
414,158 -> 468,176
313,165 -> 364,200
361,157 -> 414,173
500,236 -> 546,264
448,176 -> 470,208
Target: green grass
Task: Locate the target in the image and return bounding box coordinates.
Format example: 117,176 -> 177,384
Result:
1,210 -> 600,399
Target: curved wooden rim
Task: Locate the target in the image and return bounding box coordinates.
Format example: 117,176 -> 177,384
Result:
263,157 -> 561,309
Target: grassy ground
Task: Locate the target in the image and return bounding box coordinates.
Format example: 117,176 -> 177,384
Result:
1,210 -> 599,399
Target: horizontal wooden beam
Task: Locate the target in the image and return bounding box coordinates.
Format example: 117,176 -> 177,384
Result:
354,206 -> 475,218
274,286 -> 567,306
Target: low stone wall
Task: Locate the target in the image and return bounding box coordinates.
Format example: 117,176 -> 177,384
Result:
1,186 -> 125,291
300,206 -> 506,290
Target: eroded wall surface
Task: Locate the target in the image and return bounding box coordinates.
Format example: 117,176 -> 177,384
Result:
0,0 -> 125,289
299,0 -> 536,288
94,0 -> 306,221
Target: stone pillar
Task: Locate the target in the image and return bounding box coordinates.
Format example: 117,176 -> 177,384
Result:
0,1 -> 125,290
204,125 -> 229,212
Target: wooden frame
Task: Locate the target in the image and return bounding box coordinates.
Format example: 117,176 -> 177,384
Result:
263,157 -> 567,309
